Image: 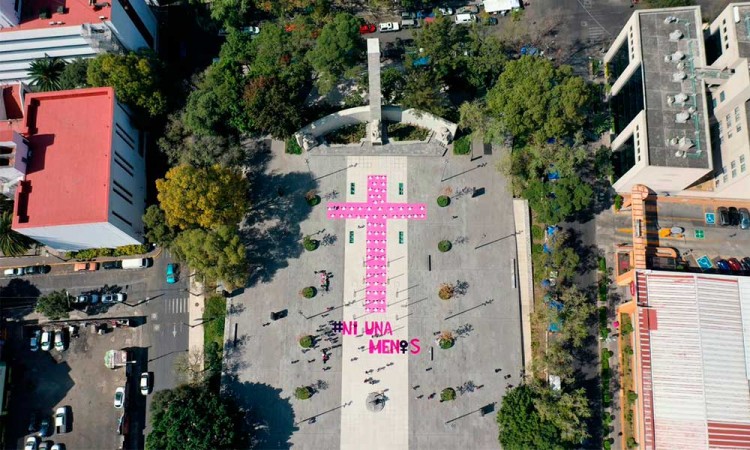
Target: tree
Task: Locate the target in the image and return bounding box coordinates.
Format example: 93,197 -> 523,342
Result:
458,100 -> 503,142
35,290 -> 71,320
170,226 -> 249,289
540,231 -> 580,285
413,15 -> 467,81
401,70 -> 450,117
207,0 -> 254,27
307,13 -> 364,93
28,57 -> 66,92
243,76 -> 303,138
463,32 -> 507,93
381,67 -> 406,104
142,205 -> 177,247
497,385 -> 560,449
174,347 -> 208,384
58,58 -> 90,90
87,51 -> 167,118
156,165 -> 249,230
533,387 -> 592,444
0,209 -> 34,257
557,286 -> 596,348
158,114 -> 245,168
147,382 -> 245,450
184,61 -> 250,136
487,56 -> 592,143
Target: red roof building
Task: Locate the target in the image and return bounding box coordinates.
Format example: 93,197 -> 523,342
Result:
4,86 -> 145,250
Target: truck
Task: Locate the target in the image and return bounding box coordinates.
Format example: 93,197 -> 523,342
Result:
121,258 -> 152,270
54,406 -> 69,434
379,22 -> 400,32
105,349 -> 130,369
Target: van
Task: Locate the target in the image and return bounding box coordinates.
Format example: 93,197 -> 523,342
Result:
401,19 -> 420,28
455,13 -> 476,24
121,258 -> 152,270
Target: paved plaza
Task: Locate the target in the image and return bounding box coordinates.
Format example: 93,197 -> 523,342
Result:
224,146 -> 524,449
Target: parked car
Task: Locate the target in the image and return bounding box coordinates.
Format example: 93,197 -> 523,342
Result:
729,207 -> 740,226
102,293 -> 125,304
75,293 -> 99,305
455,13 -> 476,24
54,329 -> 66,351
102,261 -> 122,270
24,265 -> 50,275
401,11 -> 415,19
114,387 -> 126,408
742,257 -> 750,272
717,206 -> 730,226
39,441 -> 51,450
716,259 -> 731,271
438,6 -> 454,15
41,331 -> 52,351
359,23 -> 376,34
54,406 -> 69,434
74,262 -> 99,272
484,16 -> 499,25
728,258 -> 743,272
3,267 -> 23,276
30,330 -> 41,352
379,22 -> 400,32
39,416 -> 51,437
401,18 -> 420,28
456,5 -> 479,14
241,26 -> 260,35
140,372 -> 152,395
740,208 -> 750,230
166,264 -> 178,284
25,437 -> 39,450
50,445 -> 65,450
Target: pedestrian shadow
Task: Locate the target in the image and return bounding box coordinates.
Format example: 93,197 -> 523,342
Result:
222,374 -> 298,450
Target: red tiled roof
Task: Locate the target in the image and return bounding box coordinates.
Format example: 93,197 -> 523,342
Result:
708,422 -> 750,449
1,0 -> 112,32
13,87 -> 113,228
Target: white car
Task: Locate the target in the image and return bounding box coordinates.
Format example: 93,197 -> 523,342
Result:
102,293 -> 125,303
55,406 -> 69,434
4,267 -> 23,276
140,372 -> 151,395
25,436 -> 38,450
54,329 -> 66,351
379,22 -> 400,32
438,7 -> 454,15
40,331 -> 52,351
114,386 -> 126,408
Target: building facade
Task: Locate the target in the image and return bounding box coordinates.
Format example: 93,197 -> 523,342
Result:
605,2 -> 750,199
2,86 -> 146,250
0,0 -> 157,84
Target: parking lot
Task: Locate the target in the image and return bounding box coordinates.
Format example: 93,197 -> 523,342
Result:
5,320 -> 148,450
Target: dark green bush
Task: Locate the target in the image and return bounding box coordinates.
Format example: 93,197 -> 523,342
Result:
453,135 -> 471,155
437,195 -> 450,207
286,138 -> 302,154
438,240 -> 452,252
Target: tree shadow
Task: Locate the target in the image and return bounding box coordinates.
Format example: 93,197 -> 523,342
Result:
0,278 -> 40,318
240,147 -> 318,287
320,233 -> 337,246
454,280 -> 469,296
222,374 -> 298,450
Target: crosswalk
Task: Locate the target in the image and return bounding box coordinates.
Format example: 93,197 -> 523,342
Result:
164,297 -> 188,314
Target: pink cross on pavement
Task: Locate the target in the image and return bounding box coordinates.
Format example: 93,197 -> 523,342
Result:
327,175 -> 426,313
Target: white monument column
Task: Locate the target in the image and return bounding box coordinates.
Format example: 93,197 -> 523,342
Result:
367,38 -> 383,145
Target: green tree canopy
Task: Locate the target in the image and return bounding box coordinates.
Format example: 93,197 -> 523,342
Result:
142,205 -> 177,247
497,384 -> 560,449
487,56 -> 592,143
58,58 -> 90,90
0,208 -> 34,257
557,286 -> 596,349
156,165 -> 249,230
158,113 -> 245,167
35,290 -> 71,320
184,61 -> 250,136
28,57 -> 66,92
87,51 -> 167,118
243,76 -> 303,138
533,386 -> 592,444
381,67 -> 406,104
402,70 -> 450,117
413,15 -> 467,81
307,13 -> 364,93
147,382 -> 245,450
171,225 -> 249,289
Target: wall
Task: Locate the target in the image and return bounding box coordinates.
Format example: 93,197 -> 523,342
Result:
16,221 -> 140,250
109,0 -> 157,50
0,0 -> 19,28
614,162 -> 712,194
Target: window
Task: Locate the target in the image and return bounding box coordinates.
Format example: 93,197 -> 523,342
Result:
713,99 -> 717,108
724,174 -> 729,183
350,183 -> 355,194
723,166 -> 728,174
738,124 -> 742,132
731,161 -> 737,169
727,114 -> 732,127
720,91 -> 726,102
398,231 -> 404,244
398,183 -> 404,195
741,155 -> 746,163
742,163 -> 747,173
732,168 -> 738,177
728,130 -> 733,139
349,231 -> 354,244
735,106 -> 741,121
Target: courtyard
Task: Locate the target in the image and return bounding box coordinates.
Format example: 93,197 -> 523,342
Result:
224,142 -> 524,449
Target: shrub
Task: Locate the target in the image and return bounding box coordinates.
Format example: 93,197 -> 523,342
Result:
598,257 -> 607,273
602,390 -> 612,407
438,283 -> 454,300
303,235 -> 319,251
627,390 -> 638,404
531,225 -> 544,241
440,387 -> 456,402
294,386 -> 312,400
625,410 -> 633,424
305,190 -> 321,206
300,287 -> 316,298
387,122 -> 430,141
601,349 -> 611,371
603,440 -> 612,450
623,345 -> 634,356
286,138 -> 303,154
438,240 -> 452,252
627,437 -> 638,449
437,195 -> 450,207
439,337 -> 454,349
114,244 -> 149,256
620,314 -> 634,335
299,335 -> 314,348
613,194 -> 623,211
453,135 -> 471,155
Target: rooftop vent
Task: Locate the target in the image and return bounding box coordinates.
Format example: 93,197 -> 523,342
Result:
674,150 -> 687,158
675,111 -> 691,123
669,30 -> 683,41
672,71 -> 687,82
674,93 -> 688,104
664,16 -> 678,24
678,137 -> 694,148
664,51 -> 685,62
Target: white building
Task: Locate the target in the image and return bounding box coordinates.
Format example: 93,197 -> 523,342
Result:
483,0 -> 521,15
0,0 -> 157,84
604,2 -> 750,199
2,86 -> 146,250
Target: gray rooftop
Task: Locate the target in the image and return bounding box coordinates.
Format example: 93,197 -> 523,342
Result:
639,9 -> 710,169
733,5 -> 750,59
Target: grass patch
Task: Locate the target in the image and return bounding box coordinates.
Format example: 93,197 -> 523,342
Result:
453,135 -> 471,155
286,138 -> 303,154
387,122 -> 430,141
204,295 -> 226,375
325,123 -> 366,144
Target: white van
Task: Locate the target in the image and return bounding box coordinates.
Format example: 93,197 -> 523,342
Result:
121,258 -> 152,270
455,13 -> 476,24
401,19 -> 420,28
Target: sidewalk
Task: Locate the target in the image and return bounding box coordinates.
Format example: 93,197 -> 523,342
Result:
187,275 -> 205,371
0,245 -> 162,270
513,199 -> 534,378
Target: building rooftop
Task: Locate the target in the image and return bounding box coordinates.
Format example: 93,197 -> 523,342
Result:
731,4 -> 750,59
13,87 -> 113,228
638,8 -> 711,169
0,0 -> 111,33
637,270 -> 750,449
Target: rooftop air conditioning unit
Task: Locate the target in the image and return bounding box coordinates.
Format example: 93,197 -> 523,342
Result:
675,150 -> 686,157
678,137 -> 694,148
670,30 -> 683,41
664,16 -> 678,24
675,112 -> 690,123
667,95 -> 675,105
673,71 -> 687,82
672,51 -> 685,60
674,93 -> 689,104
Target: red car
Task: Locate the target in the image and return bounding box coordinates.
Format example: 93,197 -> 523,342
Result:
359,23 -> 376,34
728,258 -> 743,272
